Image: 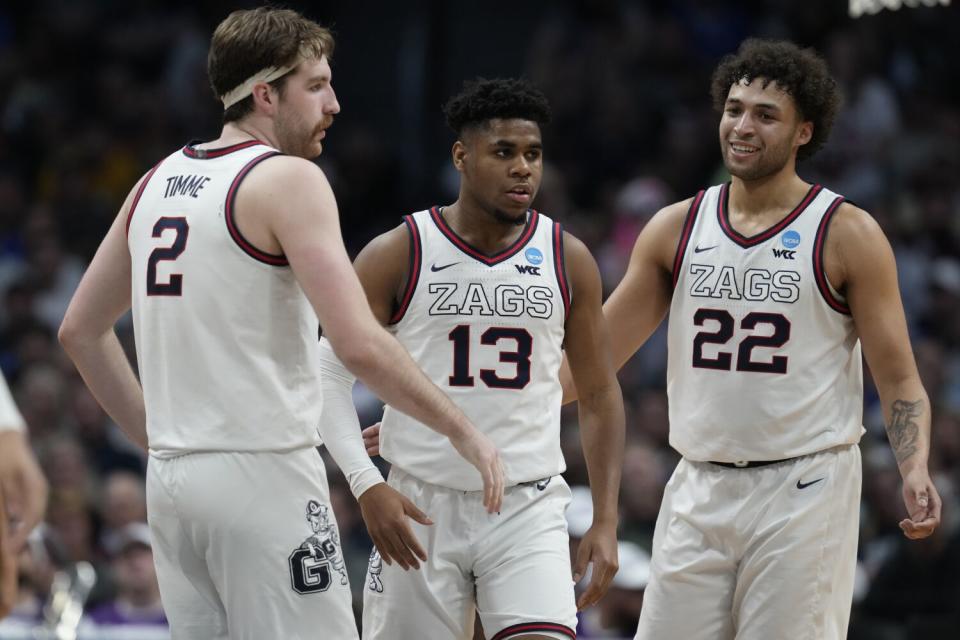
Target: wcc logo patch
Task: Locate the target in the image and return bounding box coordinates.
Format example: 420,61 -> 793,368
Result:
288,500 -> 348,594
773,230 -> 800,260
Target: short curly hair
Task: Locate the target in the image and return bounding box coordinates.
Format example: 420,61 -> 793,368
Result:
710,39 -> 841,161
443,78 -> 551,136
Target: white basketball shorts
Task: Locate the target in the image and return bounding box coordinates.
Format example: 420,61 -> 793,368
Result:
635,444 -> 861,640
362,467 -> 578,640
146,447 -> 358,640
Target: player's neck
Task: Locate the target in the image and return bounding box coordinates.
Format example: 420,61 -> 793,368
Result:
728,168 -> 810,218
443,199 -> 527,254
202,120 -> 277,150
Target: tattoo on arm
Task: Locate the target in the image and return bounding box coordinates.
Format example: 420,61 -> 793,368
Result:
887,399 -> 922,465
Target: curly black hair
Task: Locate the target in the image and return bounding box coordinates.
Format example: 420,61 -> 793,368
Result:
443,77 -> 551,136
710,39 -> 841,161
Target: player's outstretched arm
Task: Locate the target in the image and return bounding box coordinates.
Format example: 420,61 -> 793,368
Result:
256,158 -> 504,512
59,178 -> 149,450
562,232 -> 626,610
317,337 -> 432,571
559,198 -> 690,404
831,203 -> 940,540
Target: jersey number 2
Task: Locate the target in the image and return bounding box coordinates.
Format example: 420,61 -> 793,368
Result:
448,325 -> 532,389
692,308 -> 790,373
146,217 -> 189,296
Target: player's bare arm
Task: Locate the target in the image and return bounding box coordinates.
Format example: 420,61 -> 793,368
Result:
827,202 -> 940,540
560,197 -> 691,404
0,488 -> 15,620
561,232 -> 626,610
250,157 -> 504,512
0,431 -> 47,551
59,176 -> 150,450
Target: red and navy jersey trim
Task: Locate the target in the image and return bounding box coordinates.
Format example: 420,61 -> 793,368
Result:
182,139 -> 267,159
671,190 -> 706,289
718,182 -> 822,248
225,151 -> 288,266
813,196 -> 850,315
389,214 -> 422,324
430,206 -> 540,266
553,222 -> 571,318
491,622 -> 576,640
125,162 -> 163,237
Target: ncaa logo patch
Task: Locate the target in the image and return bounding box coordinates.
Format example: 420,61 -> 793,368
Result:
525,247 -> 544,265
781,230 -> 801,249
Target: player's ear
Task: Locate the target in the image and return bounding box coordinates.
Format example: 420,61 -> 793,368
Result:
796,120 -> 813,147
452,140 -> 467,172
250,82 -> 278,115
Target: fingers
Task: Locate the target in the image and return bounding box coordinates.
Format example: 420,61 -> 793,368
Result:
0,492 -> 15,620
482,460 -> 504,514
362,423 -> 381,457
576,561 -> 615,610
899,516 -> 938,540
571,544 -> 589,583
373,527 -> 422,571
402,498 -> 434,527
10,462 -> 47,552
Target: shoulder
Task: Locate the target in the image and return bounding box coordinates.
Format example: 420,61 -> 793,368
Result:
356,223 -> 411,268
827,201 -> 885,242
243,154 -> 329,188
629,195 -> 699,272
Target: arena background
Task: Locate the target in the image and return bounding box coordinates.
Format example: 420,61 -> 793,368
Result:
0,1 -> 958,638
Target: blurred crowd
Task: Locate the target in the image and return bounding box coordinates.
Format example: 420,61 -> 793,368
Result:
1,1 -> 958,638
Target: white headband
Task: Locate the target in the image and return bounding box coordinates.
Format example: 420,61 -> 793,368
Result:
220,63 -> 297,109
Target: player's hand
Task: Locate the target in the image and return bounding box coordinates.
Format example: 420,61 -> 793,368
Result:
362,422 -> 381,457
0,431 -> 48,551
448,429 -> 504,513
899,466 -> 941,540
573,520 -> 619,610
358,483 -> 432,571
0,489 -> 17,620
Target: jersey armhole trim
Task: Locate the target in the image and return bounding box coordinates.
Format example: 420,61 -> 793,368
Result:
813,196 -> 851,315
671,189 -> 705,289
490,622 -> 576,640
224,151 -> 288,266
553,222 -> 571,318
125,162 -> 163,237
389,214 -> 422,324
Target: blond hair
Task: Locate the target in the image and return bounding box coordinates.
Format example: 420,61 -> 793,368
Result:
208,7 -> 335,122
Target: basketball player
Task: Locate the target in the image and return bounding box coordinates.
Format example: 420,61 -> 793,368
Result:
0,373 -> 47,555
58,8 -> 504,639
561,39 -> 942,639
325,78 -> 625,640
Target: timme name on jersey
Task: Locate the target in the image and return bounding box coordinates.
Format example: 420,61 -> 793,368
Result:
668,183 -> 864,463
380,208 -> 570,490
127,141 -> 324,455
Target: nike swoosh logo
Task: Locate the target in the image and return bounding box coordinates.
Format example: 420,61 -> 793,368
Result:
796,478 -> 824,490
430,262 -> 459,272
694,245 -> 718,253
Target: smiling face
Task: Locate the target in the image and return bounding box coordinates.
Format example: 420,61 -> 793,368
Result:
273,55 -> 340,159
718,77 -> 813,182
454,118 -> 543,225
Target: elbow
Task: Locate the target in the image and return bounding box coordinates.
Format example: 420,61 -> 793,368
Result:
58,317 -> 80,354
331,335 -> 378,378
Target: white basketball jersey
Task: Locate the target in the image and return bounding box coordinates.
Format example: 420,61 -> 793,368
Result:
127,141 -> 323,455
380,208 -> 570,490
667,183 -> 864,462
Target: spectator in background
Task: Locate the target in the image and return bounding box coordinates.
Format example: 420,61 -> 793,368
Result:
83,523 -> 168,636
99,471 -> 147,556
